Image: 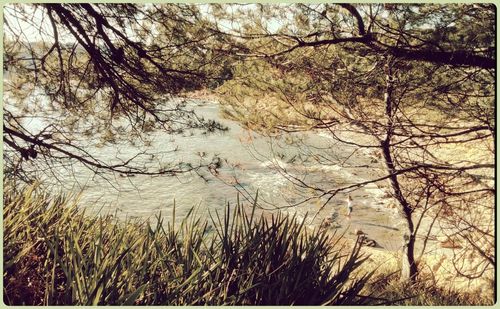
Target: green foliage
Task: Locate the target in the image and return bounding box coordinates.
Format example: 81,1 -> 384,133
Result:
216,58 -> 331,132
215,3 -> 494,132
394,4 -> 495,54
3,183 -> 373,305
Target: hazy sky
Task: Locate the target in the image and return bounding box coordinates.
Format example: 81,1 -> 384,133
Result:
3,3 -> 287,45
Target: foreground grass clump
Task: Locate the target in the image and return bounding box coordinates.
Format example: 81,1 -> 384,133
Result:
4,183 -> 372,305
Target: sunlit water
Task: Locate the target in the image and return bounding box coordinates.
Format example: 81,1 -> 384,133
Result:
7,92 -> 404,250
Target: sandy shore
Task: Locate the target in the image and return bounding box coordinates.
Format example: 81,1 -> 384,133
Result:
184,93 -> 494,298
313,126 -> 494,298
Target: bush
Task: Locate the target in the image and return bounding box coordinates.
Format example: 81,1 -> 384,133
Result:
3,183 -> 372,305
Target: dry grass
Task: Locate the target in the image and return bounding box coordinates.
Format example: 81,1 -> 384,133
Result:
357,247 -> 494,305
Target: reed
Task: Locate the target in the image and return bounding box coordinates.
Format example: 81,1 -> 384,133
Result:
3,183 -> 373,305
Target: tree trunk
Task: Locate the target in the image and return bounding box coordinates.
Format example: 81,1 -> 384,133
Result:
381,139 -> 418,283
382,58 -> 418,283
401,232 -> 418,282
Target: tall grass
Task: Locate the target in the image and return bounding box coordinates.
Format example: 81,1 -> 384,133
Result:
3,183 -> 373,305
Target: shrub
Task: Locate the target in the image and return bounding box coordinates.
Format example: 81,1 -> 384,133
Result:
3,183 -> 372,305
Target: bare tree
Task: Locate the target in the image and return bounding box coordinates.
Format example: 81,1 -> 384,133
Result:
215,3 -> 495,282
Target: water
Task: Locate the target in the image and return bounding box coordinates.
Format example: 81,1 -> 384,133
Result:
6,94 -> 403,250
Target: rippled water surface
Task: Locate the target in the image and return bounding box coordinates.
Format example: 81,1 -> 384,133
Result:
14,96 -> 403,250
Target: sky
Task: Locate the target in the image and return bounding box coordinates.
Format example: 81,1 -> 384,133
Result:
3,3 -> 288,45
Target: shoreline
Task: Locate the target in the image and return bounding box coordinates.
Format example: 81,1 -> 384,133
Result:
182,91 -> 435,253
187,91 -> 493,297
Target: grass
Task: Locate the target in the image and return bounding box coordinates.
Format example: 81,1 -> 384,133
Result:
3,183 -> 374,305
363,270 -> 493,306
4,183 -> 491,305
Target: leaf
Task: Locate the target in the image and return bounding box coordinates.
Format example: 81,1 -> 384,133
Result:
120,283 -> 148,305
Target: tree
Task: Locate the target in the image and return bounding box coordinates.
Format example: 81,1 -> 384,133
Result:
3,3 -> 233,184
3,3 -> 495,285
215,3 -> 495,282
